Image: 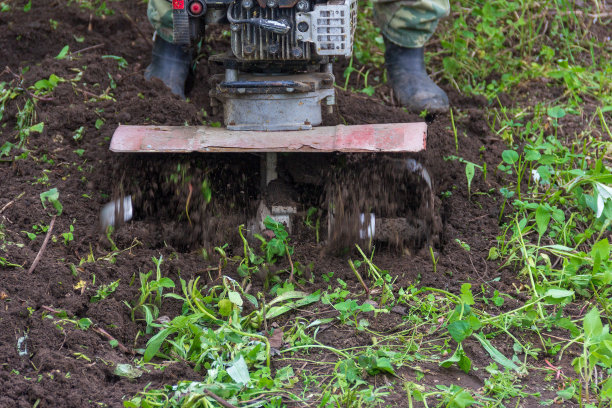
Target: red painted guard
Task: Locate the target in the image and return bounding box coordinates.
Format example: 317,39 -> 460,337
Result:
110,123 -> 427,153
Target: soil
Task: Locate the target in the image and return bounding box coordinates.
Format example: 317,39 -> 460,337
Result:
0,1 -> 586,407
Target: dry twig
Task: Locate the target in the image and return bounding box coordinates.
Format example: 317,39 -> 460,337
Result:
70,43 -> 104,56
93,327 -> 133,354
203,389 -> 240,408
28,215 -> 56,274
4,66 -> 55,101
0,200 -> 15,215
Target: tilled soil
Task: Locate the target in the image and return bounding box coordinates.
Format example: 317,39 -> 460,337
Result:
0,1 -> 577,407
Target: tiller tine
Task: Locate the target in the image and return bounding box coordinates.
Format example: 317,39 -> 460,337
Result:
110,123 -> 427,153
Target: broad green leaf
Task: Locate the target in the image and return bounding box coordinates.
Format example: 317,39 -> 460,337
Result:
333,299 -> 357,312
524,149 -> 541,161
338,358 -> 359,384
460,283 -> 475,305
359,302 -> 375,312
361,86 -> 375,96
491,291 -> 504,307
473,333 -> 520,372
143,327 -> 176,362
448,320 -> 472,343
40,188 -> 63,215
156,277 -> 175,288
237,263 -> 249,277
583,308 -> 603,339
263,215 -> 288,240
77,318 -> 92,330
458,354 -> 472,375
555,318 -> 580,337
440,349 -> 461,368
449,387 -> 475,408
1,141 -> 14,157
227,356 -> 250,385
467,314 -> 483,330
535,205 -> 551,237
551,207 -> 565,223
440,345 -> 471,375
228,291 -> 243,307
201,179 -> 211,203
373,357 -> 395,375
537,165 -> 551,182
267,290 -> 310,306
266,291 -> 320,319
275,366 -> 295,382
143,306 -> 153,327
29,122 -> 44,133
544,288 -> 574,299
547,106 -> 566,119
591,239 -> 610,263
501,150 -> 519,165
499,187 -> 514,199
543,288 -> 574,305
556,385 -> 575,400
243,293 -> 258,308
55,45 -> 70,59
488,247 -> 499,260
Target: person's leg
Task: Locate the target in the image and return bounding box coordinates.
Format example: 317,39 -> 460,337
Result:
145,0 -> 192,99
373,0 -> 450,113
147,0 -> 175,43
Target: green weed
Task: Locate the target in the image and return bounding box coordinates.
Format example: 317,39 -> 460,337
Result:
62,224 -> 74,245
90,279 -> 120,303
40,188 -> 63,215
125,256 -> 175,332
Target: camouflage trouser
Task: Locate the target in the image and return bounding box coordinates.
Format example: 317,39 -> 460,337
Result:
148,0 -> 175,44
373,0 -> 450,48
148,0 -> 449,48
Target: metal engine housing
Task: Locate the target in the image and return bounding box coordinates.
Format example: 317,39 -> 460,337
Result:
208,0 -> 357,130
229,0 -> 356,61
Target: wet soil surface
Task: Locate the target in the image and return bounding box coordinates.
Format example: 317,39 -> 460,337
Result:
0,1 -> 581,407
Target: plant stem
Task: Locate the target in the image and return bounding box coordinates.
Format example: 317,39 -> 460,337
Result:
514,218 -> 545,320
450,108 -> 458,152
349,259 -> 369,296
281,344 -> 351,359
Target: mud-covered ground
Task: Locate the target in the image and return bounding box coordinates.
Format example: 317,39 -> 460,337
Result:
0,1 -> 587,407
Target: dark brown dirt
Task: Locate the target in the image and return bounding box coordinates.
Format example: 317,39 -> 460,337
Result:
0,1 -> 580,407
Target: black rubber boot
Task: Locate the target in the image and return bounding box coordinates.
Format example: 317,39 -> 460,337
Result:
144,36 -> 192,99
385,40 -> 449,114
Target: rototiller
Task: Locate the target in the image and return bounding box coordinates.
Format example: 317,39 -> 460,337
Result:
105,0 -> 436,245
